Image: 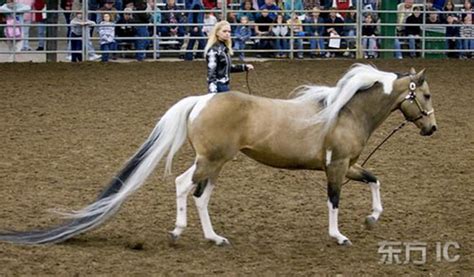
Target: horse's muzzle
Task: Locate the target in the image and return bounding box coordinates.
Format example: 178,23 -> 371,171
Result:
420,125 -> 437,136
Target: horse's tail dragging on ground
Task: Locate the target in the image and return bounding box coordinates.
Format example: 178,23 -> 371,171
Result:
0,95 -> 208,244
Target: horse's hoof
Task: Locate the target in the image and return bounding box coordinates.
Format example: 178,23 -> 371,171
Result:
339,239 -> 352,246
168,231 -> 179,243
365,216 -> 377,229
215,238 -> 231,247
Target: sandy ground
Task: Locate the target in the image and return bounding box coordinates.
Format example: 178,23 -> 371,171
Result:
0,60 -> 472,275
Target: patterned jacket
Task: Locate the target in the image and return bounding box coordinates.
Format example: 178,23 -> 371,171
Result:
206,41 -> 247,93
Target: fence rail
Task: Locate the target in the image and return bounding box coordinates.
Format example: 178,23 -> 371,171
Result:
0,0 -> 472,62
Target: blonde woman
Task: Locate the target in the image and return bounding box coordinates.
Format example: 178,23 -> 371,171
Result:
205,20 -> 254,93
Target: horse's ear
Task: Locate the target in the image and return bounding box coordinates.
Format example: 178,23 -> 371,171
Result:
415,68 -> 426,85
409,67 -> 416,75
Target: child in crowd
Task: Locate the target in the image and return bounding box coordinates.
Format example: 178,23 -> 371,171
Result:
98,13 -> 116,62
445,14 -> 461,58
233,16 -> 252,61
271,13 -> 288,58
287,13 -> 305,59
202,11 -> 217,37
0,0 -> 30,61
460,14 -> 474,58
304,7 -> 325,58
70,11 -> 95,62
361,13 -> 378,59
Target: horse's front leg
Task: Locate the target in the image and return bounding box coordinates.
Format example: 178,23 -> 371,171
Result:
346,164 -> 383,227
325,158 -> 352,246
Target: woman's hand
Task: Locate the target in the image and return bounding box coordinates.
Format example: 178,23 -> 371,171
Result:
246,64 -> 254,71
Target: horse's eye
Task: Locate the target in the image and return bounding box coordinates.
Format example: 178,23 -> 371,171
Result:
424,94 -> 431,100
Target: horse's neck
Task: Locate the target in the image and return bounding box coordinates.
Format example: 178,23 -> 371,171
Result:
344,84 -> 401,137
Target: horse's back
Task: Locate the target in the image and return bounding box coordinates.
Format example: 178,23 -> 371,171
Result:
188,91 -> 325,169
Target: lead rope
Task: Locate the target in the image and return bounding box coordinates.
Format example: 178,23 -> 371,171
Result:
245,71 -> 252,95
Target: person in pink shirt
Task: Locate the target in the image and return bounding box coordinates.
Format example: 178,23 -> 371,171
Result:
16,0 -> 34,50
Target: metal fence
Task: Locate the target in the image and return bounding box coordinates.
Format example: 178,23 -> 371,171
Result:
0,0 -> 472,62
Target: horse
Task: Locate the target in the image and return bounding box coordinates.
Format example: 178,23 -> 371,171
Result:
0,64 -> 437,246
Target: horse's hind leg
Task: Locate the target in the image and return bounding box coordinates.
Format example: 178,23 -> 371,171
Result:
169,164 -> 196,241
346,164 -> 383,227
326,158 -> 352,246
192,158 -> 229,246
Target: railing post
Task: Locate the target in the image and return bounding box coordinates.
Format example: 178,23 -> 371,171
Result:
289,0 -> 294,59
380,1 -> 397,59
222,0 -> 227,21
421,0 -> 426,58
46,0 -> 59,62
82,0 -> 88,61
356,0 -> 362,59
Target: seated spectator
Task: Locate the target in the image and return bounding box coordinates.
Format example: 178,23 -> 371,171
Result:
445,14 -> 461,58
331,0 -> 352,17
133,0 -> 150,61
362,13 -> 378,58
441,0 -> 459,23
202,10 -> 217,37
271,13 -> 288,58
405,6 -> 422,58
304,6 -> 326,58
234,15 -> 253,60
325,7 -> 344,57
238,0 -> 256,22
259,0 -> 280,21
284,0 -> 303,17
396,0 -> 414,35
184,0 -> 205,60
426,8 -> 440,24
227,11 -> 238,33
96,0 -> 118,24
460,14 -> 474,58
460,0 -> 473,21
343,6 -> 356,57
116,8 -> 136,51
287,13 -> 305,58
161,0 -> 185,47
254,9 -> 274,57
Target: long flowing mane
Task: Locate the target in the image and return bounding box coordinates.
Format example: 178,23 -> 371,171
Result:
291,64 -> 398,133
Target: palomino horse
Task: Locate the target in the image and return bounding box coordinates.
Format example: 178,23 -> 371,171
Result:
0,64 -> 436,246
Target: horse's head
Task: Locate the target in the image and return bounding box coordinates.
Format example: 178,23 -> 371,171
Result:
397,68 -> 437,136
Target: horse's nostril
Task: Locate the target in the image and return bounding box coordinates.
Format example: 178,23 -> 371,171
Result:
432,125 -> 437,132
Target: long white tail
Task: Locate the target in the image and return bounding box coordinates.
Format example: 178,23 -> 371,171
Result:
0,94 -> 213,244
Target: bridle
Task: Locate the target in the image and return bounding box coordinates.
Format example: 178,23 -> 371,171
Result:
399,78 -> 435,123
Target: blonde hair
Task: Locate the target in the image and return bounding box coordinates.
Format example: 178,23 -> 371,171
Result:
204,21 -> 233,55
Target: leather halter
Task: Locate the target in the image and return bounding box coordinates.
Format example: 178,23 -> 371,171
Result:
400,77 -> 435,122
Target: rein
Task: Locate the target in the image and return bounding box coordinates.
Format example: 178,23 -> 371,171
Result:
245,71 -> 252,95
360,120 -> 408,167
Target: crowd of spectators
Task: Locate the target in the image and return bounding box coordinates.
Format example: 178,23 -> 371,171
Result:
1,0 -> 474,61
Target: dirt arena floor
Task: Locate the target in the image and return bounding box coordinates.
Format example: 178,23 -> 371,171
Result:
0,60 -> 472,275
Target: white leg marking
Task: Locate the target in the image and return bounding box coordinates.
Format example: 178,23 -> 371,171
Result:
368,181 -> 383,220
325,150 -> 332,166
327,200 -> 351,245
194,182 -> 229,245
170,165 -> 196,239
